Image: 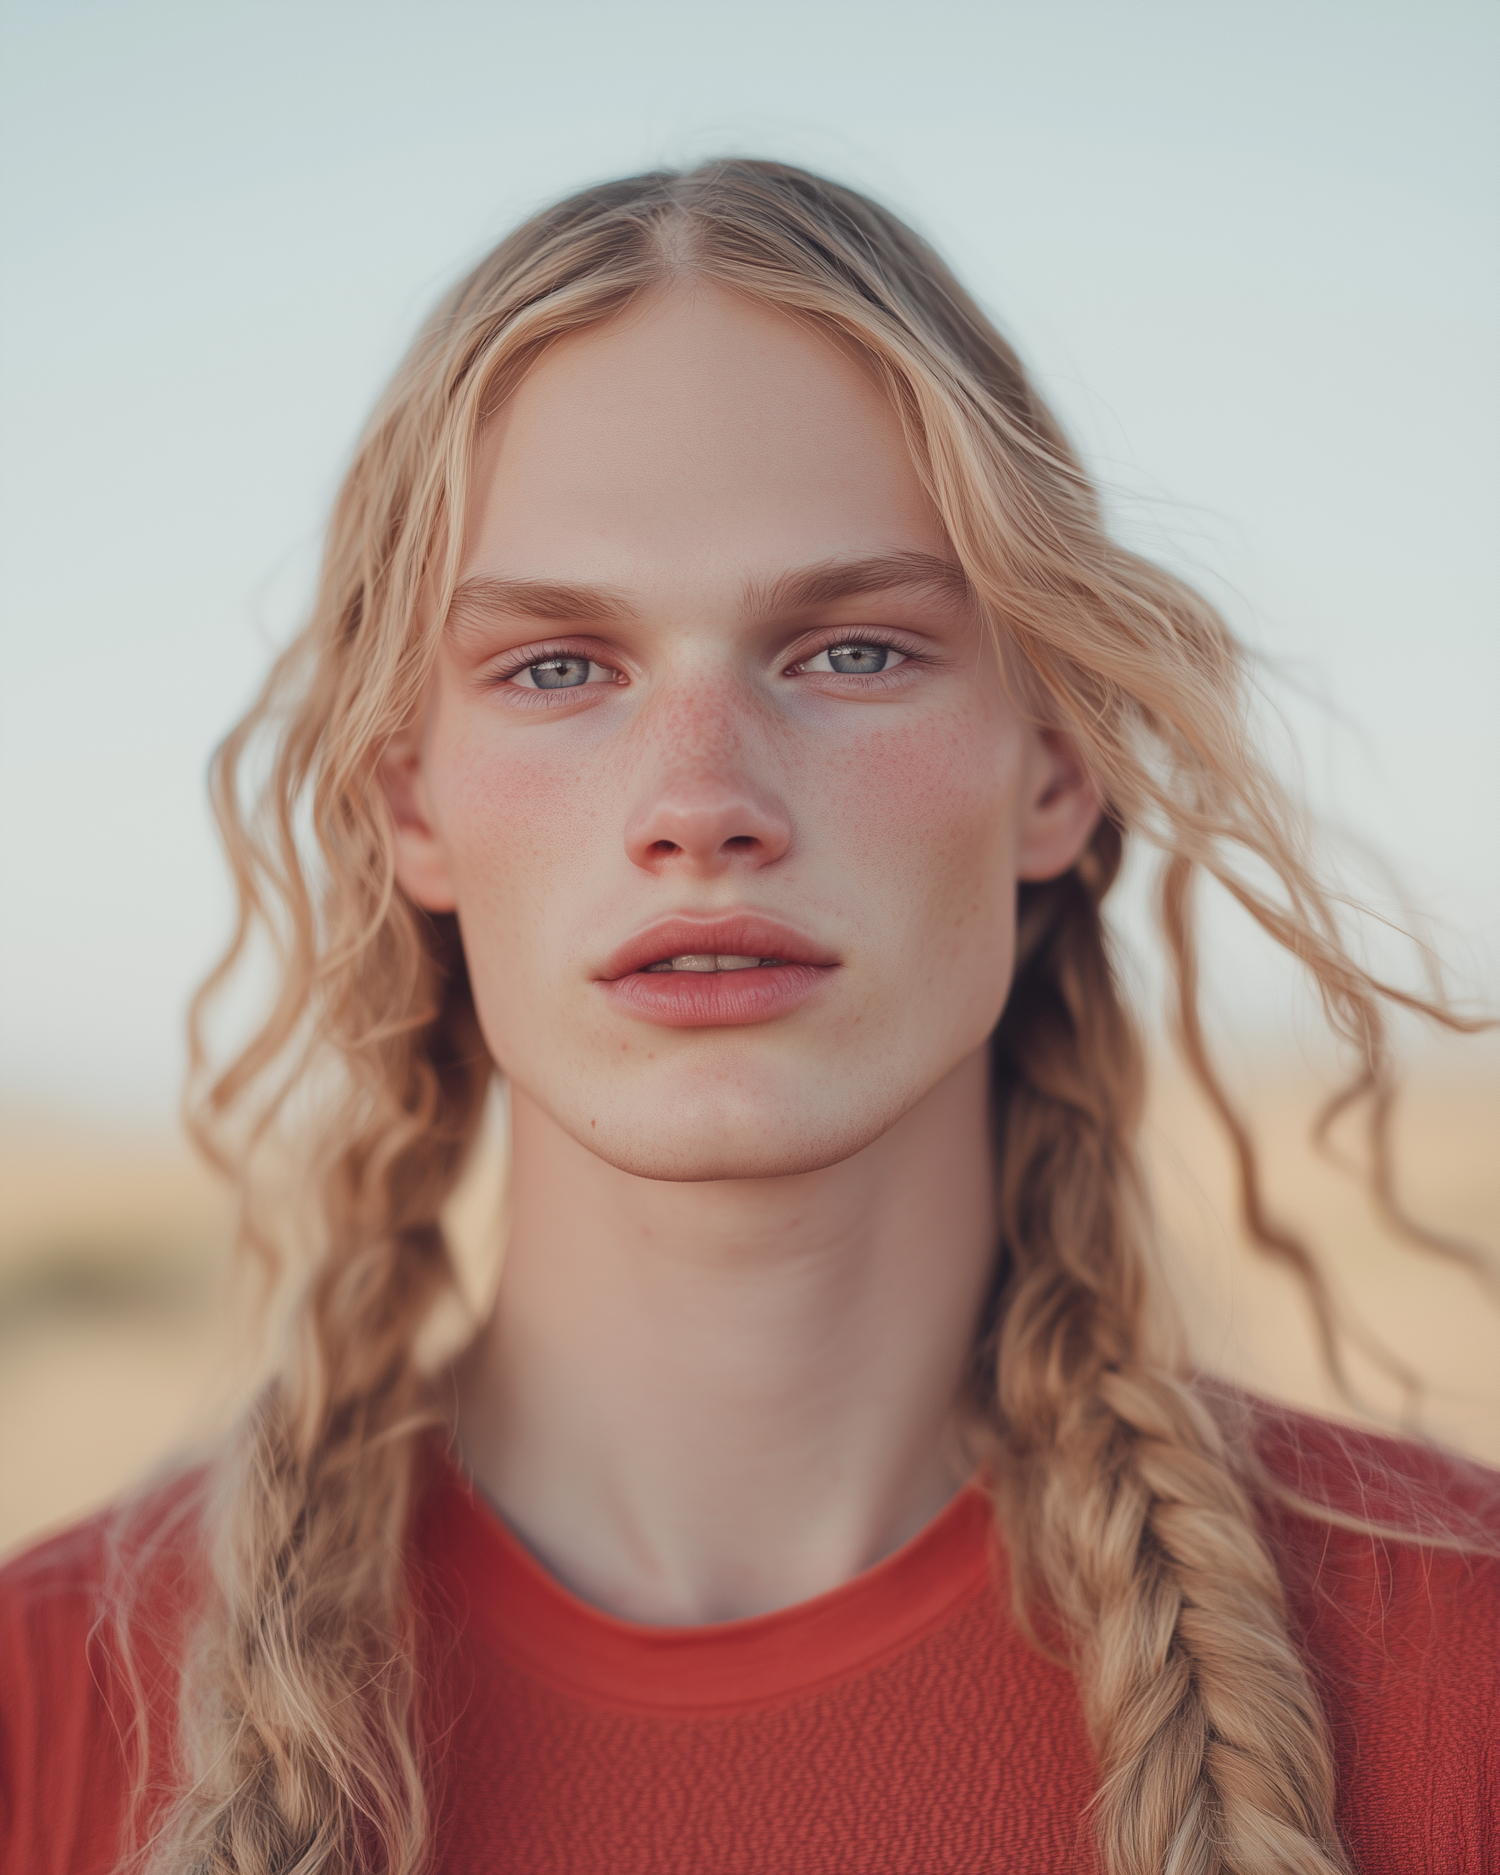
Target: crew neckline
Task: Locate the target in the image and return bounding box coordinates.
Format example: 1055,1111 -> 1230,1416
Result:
421,1456 -> 1001,1716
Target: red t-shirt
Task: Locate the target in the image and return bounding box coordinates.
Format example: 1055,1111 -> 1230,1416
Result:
2,1412 -> 1497,1873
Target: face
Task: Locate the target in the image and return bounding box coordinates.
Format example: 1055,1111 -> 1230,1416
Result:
385,283 -> 1099,1181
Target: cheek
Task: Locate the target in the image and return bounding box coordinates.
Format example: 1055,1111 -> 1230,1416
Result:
803,708 -> 1022,1078
425,718 -> 617,1076
424,707 -> 613,929
814,706 -> 1023,932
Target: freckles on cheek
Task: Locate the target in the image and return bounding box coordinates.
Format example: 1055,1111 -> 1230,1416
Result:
820,712 -> 1020,878
435,725 -> 602,887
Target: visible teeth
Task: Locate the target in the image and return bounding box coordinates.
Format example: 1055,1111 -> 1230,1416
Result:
640,954 -> 783,973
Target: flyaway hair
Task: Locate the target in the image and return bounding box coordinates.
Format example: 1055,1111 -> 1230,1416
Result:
128,160 -> 1490,1874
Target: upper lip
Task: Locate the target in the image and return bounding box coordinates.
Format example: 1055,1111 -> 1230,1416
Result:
597,913 -> 840,981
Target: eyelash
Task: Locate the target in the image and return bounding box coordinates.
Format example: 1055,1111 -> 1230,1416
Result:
490,643 -> 624,702
786,632 -> 921,679
489,630 -> 927,700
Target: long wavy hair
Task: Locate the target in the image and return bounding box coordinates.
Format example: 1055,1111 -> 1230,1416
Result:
138,160 -> 1486,1875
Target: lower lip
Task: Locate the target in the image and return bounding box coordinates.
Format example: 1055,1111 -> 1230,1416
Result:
599,963 -> 833,1028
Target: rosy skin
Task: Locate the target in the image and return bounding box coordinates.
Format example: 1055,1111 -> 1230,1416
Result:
385,284 -> 1099,1623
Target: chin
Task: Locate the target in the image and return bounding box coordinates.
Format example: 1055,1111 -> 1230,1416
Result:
562,1086 -> 908,1185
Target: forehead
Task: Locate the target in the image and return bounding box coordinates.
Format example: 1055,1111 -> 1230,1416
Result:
461,283 -> 951,588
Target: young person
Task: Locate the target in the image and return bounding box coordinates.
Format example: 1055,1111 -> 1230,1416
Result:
2,160 -> 1496,1875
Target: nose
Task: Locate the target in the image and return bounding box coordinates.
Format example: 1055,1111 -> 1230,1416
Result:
623,745 -> 793,876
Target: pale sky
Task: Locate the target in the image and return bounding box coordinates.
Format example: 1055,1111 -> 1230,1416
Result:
1,0 -> 1496,1119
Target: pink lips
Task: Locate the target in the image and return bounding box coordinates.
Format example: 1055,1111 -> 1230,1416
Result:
596,914 -> 838,1029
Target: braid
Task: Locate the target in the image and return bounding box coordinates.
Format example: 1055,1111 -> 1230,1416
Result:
156,915 -> 490,1875
980,823 -> 1348,1875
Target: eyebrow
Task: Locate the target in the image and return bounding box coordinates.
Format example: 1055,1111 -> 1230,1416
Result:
743,551 -> 971,618
445,550 -> 971,639
447,576 -> 639,632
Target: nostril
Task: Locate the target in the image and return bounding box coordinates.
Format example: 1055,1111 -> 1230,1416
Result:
624,790 -> 792,872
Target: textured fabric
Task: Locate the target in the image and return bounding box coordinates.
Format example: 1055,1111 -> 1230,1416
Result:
2,1412 -> 1497,1874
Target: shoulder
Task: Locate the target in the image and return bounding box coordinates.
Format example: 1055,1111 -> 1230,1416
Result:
0,1510 -> 116,1733
1244,1398 -> 1500,1654
0,1475 -> 206,1875
1248,1404 -> 1500,1622
1250,1401 -> 1500,1537
1243,1402 -> 1500,1872
0,1469 -> 206,1674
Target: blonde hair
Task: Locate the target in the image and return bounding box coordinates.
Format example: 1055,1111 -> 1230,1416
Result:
145,160 -> 1484,1874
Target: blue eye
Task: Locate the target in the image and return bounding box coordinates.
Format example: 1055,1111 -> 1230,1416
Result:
802,643 -> 906,675
512,656 -> 610,690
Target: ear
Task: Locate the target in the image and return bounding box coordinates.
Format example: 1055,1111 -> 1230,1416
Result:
1015,727 -> 1103,882
378,733 -> 459,913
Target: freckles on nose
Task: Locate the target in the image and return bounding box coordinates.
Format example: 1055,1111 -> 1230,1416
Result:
647,674 -> 743,745
621,679 -> 793,871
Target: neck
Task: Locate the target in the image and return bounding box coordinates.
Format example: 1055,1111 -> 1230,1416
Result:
455,1047 -> 997,1626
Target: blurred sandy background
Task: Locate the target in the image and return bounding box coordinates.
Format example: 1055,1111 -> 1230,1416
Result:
3,1044 -> 1496,1555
